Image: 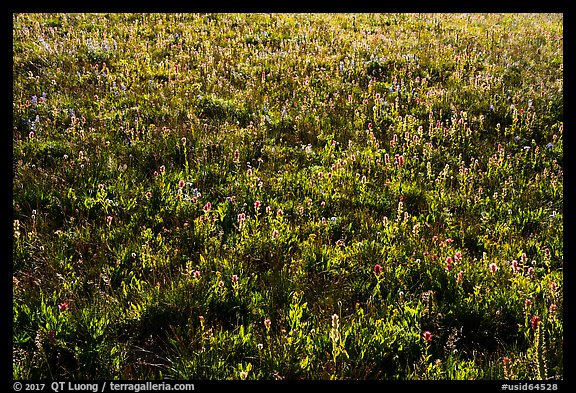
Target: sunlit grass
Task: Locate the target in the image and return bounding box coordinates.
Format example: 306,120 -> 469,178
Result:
13,13 -> 562,380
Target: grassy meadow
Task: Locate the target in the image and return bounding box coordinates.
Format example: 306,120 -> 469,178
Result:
12,13 -> 563,380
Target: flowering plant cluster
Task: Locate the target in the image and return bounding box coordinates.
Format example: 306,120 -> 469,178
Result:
13,13 -> 562,380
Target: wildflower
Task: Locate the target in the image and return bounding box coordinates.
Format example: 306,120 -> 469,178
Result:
276,209 -> 283,217
549,304 -> 557,313
527,266 -> 534,278
549,281 -> 557,292
239,371 -> 248,380
58,302 -> 69,312
446,256 -> 453,265
511,260 -> 519,273
331,313 -> 339,328
231,274 -> 238,283
525,299 -> 532,307
374,264 -> 383,275
218,280 -> 224,288
237,213 -> 246,225
146,191 -> 152,198
203,202 -> 211,212
257,343 -> 264,350
272,229 -> 279,239
178,179 -> 185,188
320,201 -> 326,208
264,318 -> 271,329
454,252 -> 462,262
546,142 -> 553,149
153,171 -> 159,177
489,262 -> 498,273
266,205 -> 272,214
193,270 -> 200,278
530,315 -> 540,330
159,165 -> 165,173
254,200 -> 261,210
335,239 -> 345,247
432,236 -> 438,242
456,271 -> 463,284
422,331 -> 433,342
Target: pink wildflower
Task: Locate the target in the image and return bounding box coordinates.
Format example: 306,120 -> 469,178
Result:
422,331 -> 433,342
374,264 -> 383,275
531,315 -> 540,330
237,213 -> 246,225
511,260 -> 519,273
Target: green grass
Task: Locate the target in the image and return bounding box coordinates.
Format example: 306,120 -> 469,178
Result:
13,13 -> 563,380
